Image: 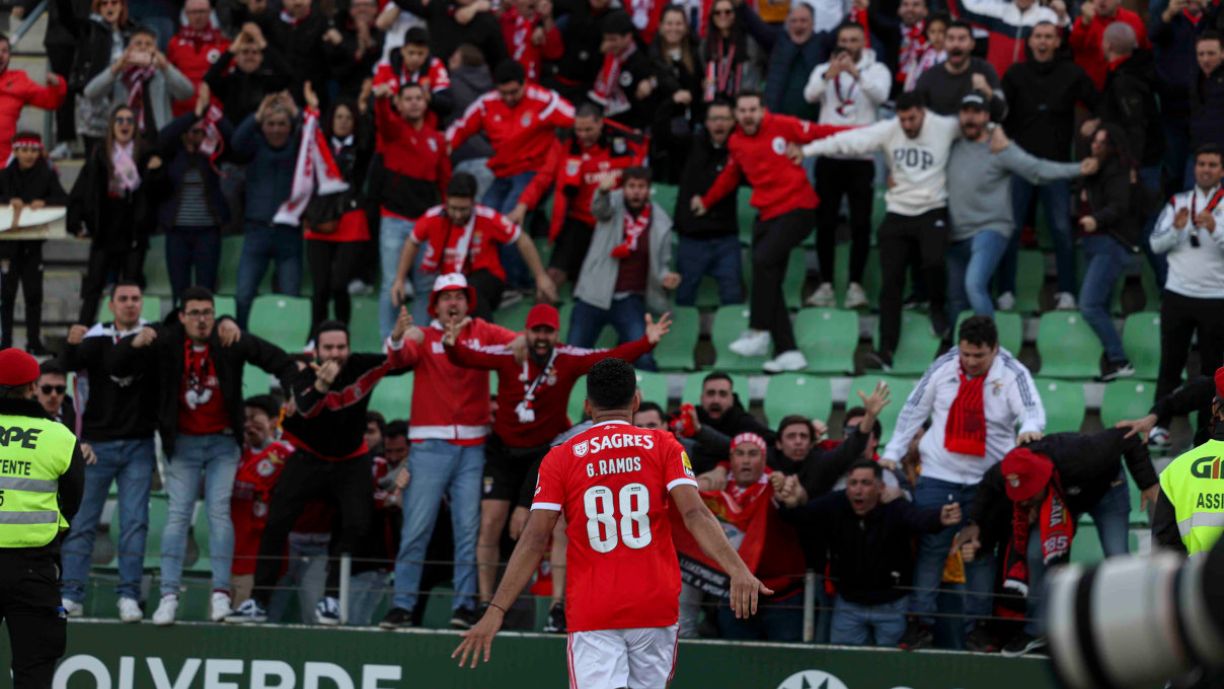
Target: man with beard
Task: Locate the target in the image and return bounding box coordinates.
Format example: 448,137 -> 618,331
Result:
678,373 -> 773,474
443,302 -> 671,631
227,309 -> 419,624
913,21 -> 1006,120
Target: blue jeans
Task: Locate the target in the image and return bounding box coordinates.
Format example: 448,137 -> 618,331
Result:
910,476 -> 996,645
348,570 -> 390,626
716,592 -> 803,641
1005,177 -> 1075,294
268,534 -> 329,624
482,172 -> 535,290
166,225 -> 221,305
61,438 -> 155,603
378,215 -> 416,338
1079,234 -> 1133,363
831,595 -> 910,646
568,296 -> 657,371
946,230 -> 1011,318
160,433 -> 240,597
675,235 -> 744,306
1088,470 -> 1131,557
235,222 -> 302,329
392,440 -> 485,612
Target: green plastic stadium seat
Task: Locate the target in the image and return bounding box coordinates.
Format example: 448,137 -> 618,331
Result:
214,295 -> 237,319
654,307 -> 700,371
1071,523 -> 1104,565
494,300 -> 535,332
955,311 -> 1022,355
886,311 -> 941,376
846,376 -> 915,446
634,371 -> 672,409
682,372 -> 752,409
1033,378 -> 1085,433
369,372 -> 413,420
652,183 -> 679,217
794,308 -> 858,374
711,305 -> 769,372
349,296 -> 383,353
142,235 -> 172,297
782,248 -> 807,309
1036,312 -> 1103,379
1121,312 -> 1161,380
217,235 -> 265,295
248,295 -> 312,350
1099,380 -> 1156,429
242,366 -> 271,396
763,374 -> 832,426
1011,250 -> 1044,314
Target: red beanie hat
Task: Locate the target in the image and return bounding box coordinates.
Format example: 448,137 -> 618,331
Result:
0,348 -> 40,387
1000,446 -> 1054,503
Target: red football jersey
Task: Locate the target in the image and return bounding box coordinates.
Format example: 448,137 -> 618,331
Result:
532,420 -> 698,632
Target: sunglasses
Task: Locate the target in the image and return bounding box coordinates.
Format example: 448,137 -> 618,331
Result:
713,8 -> 734,15
114,116 -> 135,124
41,385 -> 67,395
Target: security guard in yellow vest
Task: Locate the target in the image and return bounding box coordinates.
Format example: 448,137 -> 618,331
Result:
0,348 -> 85,689
1153,367 -> 1224,557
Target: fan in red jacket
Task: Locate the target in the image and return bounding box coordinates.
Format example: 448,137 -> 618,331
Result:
167,0 -> 231,116
230,396 -> 296,603
693,92 -> 849,374
500,0 -> 564,82
0,36 -> 66,164
445,60 -> 575,212
443,303 -> 671,608
510,104 -> 647,287
371,26 -> 453,129
1069,0 -> 1149,89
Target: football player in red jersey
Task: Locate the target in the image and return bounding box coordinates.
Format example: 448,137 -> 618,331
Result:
453,359 -> 770,687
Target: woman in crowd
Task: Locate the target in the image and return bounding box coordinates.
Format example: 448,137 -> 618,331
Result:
650,4 -> 704,183
1077,123 -> 1139,382
61,0 -> 137,155
69,104 -> 158,325
701,0 -> 760,104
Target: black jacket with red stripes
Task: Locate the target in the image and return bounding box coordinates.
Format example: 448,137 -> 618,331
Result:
284,353 -> 412,460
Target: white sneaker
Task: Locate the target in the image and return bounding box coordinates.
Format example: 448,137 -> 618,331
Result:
996,291 -> 1016,311
62,598 -> 84,618
210,591 -> 233,622
152,594 -> 178,627
1054,292 -> 1077,310
804,282 -> 836,308
728,329 -> 771,357
763,350 -> 809,373
118,597 -> 142,623
316,596 -> 341,626
1148,426 -> 1172,451
49,142 -> 72,160
844,282 -> 868,309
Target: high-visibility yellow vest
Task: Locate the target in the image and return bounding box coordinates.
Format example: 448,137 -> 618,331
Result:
0,414 -> 74,548
1159,439 -> 1224,556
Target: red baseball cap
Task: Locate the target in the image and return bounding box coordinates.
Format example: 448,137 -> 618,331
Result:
0,348 -> 40,387
427,273 -> 477,319
1000,447 -> 1054,503
1215,365 -> 1224,399
525,304 -> 560,331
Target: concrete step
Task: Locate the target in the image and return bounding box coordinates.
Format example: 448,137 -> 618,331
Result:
13,268 -> 81,326
52,158 -> 83,193
43,237 -> 90,264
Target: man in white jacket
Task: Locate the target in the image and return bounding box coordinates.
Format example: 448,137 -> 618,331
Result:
793,90 -> 959,370
879,315 -> 1045,650
803,21 -> 891,310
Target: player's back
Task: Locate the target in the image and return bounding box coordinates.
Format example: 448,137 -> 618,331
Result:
531,420 -> 697,632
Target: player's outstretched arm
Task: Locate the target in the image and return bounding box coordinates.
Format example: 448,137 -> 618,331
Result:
452,508 -> 561,669
671,484 -> 774,619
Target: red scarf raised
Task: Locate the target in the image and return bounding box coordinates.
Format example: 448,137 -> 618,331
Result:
122,65 -> 157,132
1003,475 -> 1074,596
591,44 -> 635,117
944,369 -> 987,456
610,202 -> 650,259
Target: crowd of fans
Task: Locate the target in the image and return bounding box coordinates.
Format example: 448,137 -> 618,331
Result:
1,0 -> 1223,660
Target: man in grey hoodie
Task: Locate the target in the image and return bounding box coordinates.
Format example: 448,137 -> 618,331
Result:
569,167 -> 680,370
946,91 -> 1095,318
445,44 -> 495,199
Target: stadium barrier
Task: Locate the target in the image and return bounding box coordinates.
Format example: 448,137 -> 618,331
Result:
11,620 -> 1055,689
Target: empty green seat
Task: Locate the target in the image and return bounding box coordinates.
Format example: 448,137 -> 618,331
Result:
954,311 -> 1022,354
652,183 -> 679,217
1121,312 -> 1161,380
763,374 -> 832,426
1100,380 -> 1155,429
711,305 -> 768,372
248,295 -> 312,350
369,372 -> 413,420
213,295 -> 237,319
654,307 -> 700,371
494,300 -> 535,332
349,296 -> 384,353
242,366 -> 271,396
846,376 -> 915,446
1034,378 -> 1085,433
682,372 -> 752,409
1070,523 -> 1104,565
1036,312 -> 1102,379
794,308 -> 858,374
1012,250 -> 1045,314
886,311 -> 941,376
634,370 -> 672,408
142,235 -> 173,297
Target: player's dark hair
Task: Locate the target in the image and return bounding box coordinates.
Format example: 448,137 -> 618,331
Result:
776,414 -> 815,439
848,458 -> 883,479
844,406 -> 884,441
404,26 -> 429,46
702,371 -> 733,389
586,359 -> 638,411
447,172 -> 478,199
895,91 -> 926,112
958,315 -> 999,349
244,394 -> 281,420
493,60 -> 526,85
181,286 -> 215,305
384,420 -> 409,440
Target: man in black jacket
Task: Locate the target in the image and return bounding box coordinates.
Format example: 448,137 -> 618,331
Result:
109,286 -> 298,627
1116,369 -> 1220,447
1002,22 -> 1098,310
1190,32 -> 1224,173
777,460 -> 961,647
589,11 -> 656,131
958,428 -> 1159,654
545,0 -> 613,105
203,25 -> 294,124
673,99 -> 744,308
227,309 -> 419,625
684,372 -> 773,473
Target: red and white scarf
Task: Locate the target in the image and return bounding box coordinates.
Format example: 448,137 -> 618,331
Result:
591,44 -> 636,117
897,20 -> 927,85
610,202 -> 650,259
1003,475 -> 1073,596
274,107 -> 349,227
197,103 -> 226,172
703,38 -> 743,102
122,65 -> 157,132
944,368 -> 987,457
109,141 -> 141,195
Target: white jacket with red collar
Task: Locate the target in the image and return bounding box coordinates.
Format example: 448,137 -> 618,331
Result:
445,83 -> 575,178
392,317 -> 518,442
